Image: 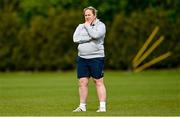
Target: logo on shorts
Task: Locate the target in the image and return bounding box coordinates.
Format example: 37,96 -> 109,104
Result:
101,70 -> 104,76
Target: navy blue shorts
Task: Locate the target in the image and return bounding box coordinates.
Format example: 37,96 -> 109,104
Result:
76,56 -> 104,79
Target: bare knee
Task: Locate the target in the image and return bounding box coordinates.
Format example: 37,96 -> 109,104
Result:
94,79 -> 104,87
79,78 -> 89,87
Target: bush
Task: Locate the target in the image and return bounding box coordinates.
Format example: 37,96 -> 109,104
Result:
13,9 -> 82,70
106,7 -> 180,70
0,9 -> 20,71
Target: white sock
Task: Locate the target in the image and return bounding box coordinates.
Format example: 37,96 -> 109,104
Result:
79,103 -> 86,109
100,101 -> 106,108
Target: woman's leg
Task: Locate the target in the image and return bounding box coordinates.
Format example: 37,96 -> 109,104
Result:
79,77 -> 89,103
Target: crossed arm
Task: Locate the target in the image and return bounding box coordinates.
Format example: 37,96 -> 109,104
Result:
73,23 -> 106,44
73,24 -> 92,44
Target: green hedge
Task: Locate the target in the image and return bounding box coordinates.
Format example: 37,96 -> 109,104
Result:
106,7 -> 180,70
0,7 -> 179,71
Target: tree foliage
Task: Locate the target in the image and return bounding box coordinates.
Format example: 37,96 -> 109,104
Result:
106,7 -> 180,70
0,0 -> 179,71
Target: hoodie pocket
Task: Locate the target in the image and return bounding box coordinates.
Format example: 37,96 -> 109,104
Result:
78,41 -> 99,54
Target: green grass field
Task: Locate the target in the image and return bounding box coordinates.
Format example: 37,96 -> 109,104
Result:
0,70 -> 180,116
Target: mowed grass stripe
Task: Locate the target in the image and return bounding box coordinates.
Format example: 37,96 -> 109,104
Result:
0,70 -> 180,116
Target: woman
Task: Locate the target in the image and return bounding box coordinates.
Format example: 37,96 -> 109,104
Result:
73,6 -> 107,112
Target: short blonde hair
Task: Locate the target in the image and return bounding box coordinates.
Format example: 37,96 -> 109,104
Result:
83,6 -> 98,16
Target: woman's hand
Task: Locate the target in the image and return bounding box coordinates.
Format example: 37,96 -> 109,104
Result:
84,19 -> 92,26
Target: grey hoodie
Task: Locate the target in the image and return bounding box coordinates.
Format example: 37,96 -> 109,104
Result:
73,19 -> 106,59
